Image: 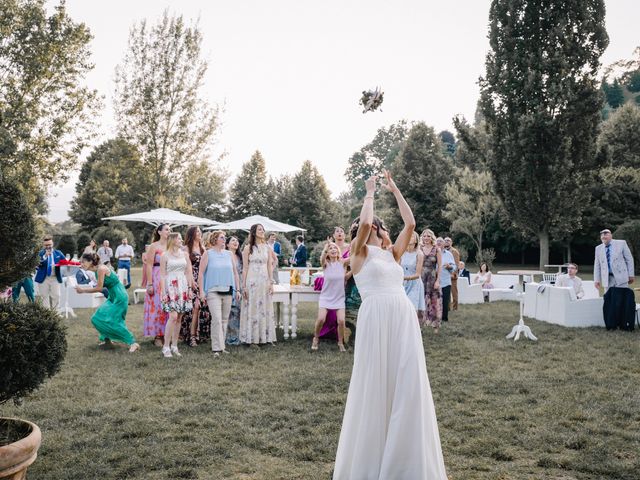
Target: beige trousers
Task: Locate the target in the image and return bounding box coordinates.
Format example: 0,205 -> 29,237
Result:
207,291 -> 233,352
39,276 -> 61,310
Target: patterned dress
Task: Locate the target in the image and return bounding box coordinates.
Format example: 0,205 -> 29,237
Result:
421,245 -> 442,328
180,251 -> 211,342
143,251 -> 168,337
161,253 -> 193,313
91,270 -> 136,345
226,253 -> 243,345
239,244 -> 276,344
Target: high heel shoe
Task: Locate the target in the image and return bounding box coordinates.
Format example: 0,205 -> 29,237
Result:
162,346 -> 172,358
337,343 -> 346,352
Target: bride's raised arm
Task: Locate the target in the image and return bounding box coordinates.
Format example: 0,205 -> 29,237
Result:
350,175 -> 377,259
380,170 -> 416,262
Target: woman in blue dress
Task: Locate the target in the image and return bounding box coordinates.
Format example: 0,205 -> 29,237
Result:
400,231 -> 425,320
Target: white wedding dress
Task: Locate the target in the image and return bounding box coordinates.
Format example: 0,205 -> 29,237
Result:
333,245 -> 448,480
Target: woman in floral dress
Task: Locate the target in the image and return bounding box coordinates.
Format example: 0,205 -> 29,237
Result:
225,236 -> 243,346
420,228 -> 443,333
160,233 -> 193,358
180,226 -> 211,346
144,224 -> 170,346
240,224 -> 276,345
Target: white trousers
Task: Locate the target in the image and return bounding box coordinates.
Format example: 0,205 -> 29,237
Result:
39,276 -> 61,310
207,291 -> 233,352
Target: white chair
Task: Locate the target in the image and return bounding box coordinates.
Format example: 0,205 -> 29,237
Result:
133,288 -> 147,304
117,268 -> 128,285
523,282 -> 539,318
546,286 -> 603,327
581,281 -> 599,299
457,277 -> 483,304
486,274 -> 518,301
542,273 -> 558,284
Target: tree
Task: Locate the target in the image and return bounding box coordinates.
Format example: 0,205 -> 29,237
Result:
605,79 -> 625,109
0,0 -> 100,213
178,160 -> 226,221
227,151 -> 273,220
597,103 -> 640,168
0,178 -> 38,288
438,130 -> 456,157
114,10 -> 220,206
479,0 -> 608,268
56,234 -> 77,257
69,139 -> 154,232
275,160 -> 339,242
444,167 -> 502,261
345,121 -> 410,198
387,122 -> 452,236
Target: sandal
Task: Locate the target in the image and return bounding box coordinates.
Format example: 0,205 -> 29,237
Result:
128,343 -> 140,353
189,336 -> 198,347
337,343 -> 346,352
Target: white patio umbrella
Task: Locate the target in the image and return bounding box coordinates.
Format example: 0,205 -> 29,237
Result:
205,214 -> 305,233
102,208 -> 218,228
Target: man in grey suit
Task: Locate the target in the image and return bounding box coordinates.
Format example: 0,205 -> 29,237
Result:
594,229 -> 635,290
555,263 -> 584,299
594,229 -> 635,330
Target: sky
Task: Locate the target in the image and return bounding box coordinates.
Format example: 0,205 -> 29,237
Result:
46,0 -> 639,222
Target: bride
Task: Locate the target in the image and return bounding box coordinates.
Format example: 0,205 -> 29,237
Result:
333,171 -> 448,479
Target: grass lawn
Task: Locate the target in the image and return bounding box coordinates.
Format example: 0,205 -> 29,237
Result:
2,268 -> 639,479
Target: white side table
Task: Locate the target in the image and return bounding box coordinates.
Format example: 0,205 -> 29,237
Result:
498,270 -> 544,341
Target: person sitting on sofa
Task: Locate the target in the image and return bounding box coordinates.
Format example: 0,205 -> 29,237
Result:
555,263 -> 584,299
76,267 -> 109,298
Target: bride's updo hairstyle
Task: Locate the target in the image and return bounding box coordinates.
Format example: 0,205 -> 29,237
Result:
81,252 -> 100,266
349,216 -> 386,242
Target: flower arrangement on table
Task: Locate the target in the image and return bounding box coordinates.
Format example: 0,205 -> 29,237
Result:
55,259 -> 81,267
359,87 -> 384,113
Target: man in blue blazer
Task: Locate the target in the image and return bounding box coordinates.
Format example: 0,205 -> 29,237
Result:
34,236 -> 65,309
291,235 -> 308,267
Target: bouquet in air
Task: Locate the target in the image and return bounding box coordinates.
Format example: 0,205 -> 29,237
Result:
359,87 -> 384,113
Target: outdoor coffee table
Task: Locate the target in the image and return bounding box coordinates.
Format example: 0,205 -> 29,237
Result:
498,270 -> 544,341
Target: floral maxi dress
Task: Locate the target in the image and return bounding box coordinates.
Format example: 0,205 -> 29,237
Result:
239,244 -> 276,344
180,251 -> 211,342
421,246 -> 442,328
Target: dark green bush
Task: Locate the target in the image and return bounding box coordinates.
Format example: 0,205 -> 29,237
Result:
76,232 -> 92,255
0,302 -> 67,404
614,220 -> 640,275
56,234 -> 77,257
90,224 -> 135,251
0,179 -> 38,289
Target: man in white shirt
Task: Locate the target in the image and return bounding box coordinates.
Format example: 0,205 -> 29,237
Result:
555,263 -> 584,299
115,238 -> 134,287
97,240 -> 113,266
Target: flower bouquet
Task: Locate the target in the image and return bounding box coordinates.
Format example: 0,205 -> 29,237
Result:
359,87 -> 384,113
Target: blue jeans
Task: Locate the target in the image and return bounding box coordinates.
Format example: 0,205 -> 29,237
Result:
12,277 -> 35,302
118,259 -> 131,286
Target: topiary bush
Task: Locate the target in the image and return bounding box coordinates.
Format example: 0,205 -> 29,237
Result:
0,180 -> 39,289
90,224 -> 135,251
0,298 -> 67,404
76,232 -> 92,255
56,234 -> 77,257
614,220 -> 640,275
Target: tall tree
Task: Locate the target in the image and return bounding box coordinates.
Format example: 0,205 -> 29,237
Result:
479,0 -> 608,267
345,120 -> 410,198
69,138 -> 153,232
275,160 -> 338,242
444,167 -> 502,261
604,79 -> 625,109
227,151 -> 273,220
387,122 -> 452,236
114,10 -> 220,205
178,160 -> 226,221
0,0 -> 100,213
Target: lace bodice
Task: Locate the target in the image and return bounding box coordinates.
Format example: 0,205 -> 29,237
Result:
165,252 -> 187,275
354,246 -> 405,299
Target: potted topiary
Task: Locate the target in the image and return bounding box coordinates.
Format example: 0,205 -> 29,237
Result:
0,179 -> 67,479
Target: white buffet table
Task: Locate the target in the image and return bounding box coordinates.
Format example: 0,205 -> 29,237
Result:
272,285 -> 319,339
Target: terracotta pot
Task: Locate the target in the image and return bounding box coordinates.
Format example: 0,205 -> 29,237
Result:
0,418 -> 42,480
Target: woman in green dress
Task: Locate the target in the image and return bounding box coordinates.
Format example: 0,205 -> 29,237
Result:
75,253 -> 140,353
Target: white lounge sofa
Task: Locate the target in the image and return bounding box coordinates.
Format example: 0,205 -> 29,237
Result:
484,274 -> 518,301
457,277 -> 483,304
524,283 -> 603,327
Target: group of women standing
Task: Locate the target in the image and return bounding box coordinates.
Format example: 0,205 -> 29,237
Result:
142,223 -> 277,357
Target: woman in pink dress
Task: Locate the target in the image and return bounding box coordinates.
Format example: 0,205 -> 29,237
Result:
143,224 -> 170,346
312,242 -> 347,352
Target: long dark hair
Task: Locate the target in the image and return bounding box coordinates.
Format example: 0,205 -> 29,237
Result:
226,236 -> 242,263
247,223 -> 264,254
349,216 -> 386,242
152,223 -> 169,243
185,226 -> 204,260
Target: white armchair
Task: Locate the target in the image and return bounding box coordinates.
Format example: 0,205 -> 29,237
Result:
545,286 -> 603,327
486,274 -> 518,301
457,277 -> 483,304
64,276 -> 106,309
